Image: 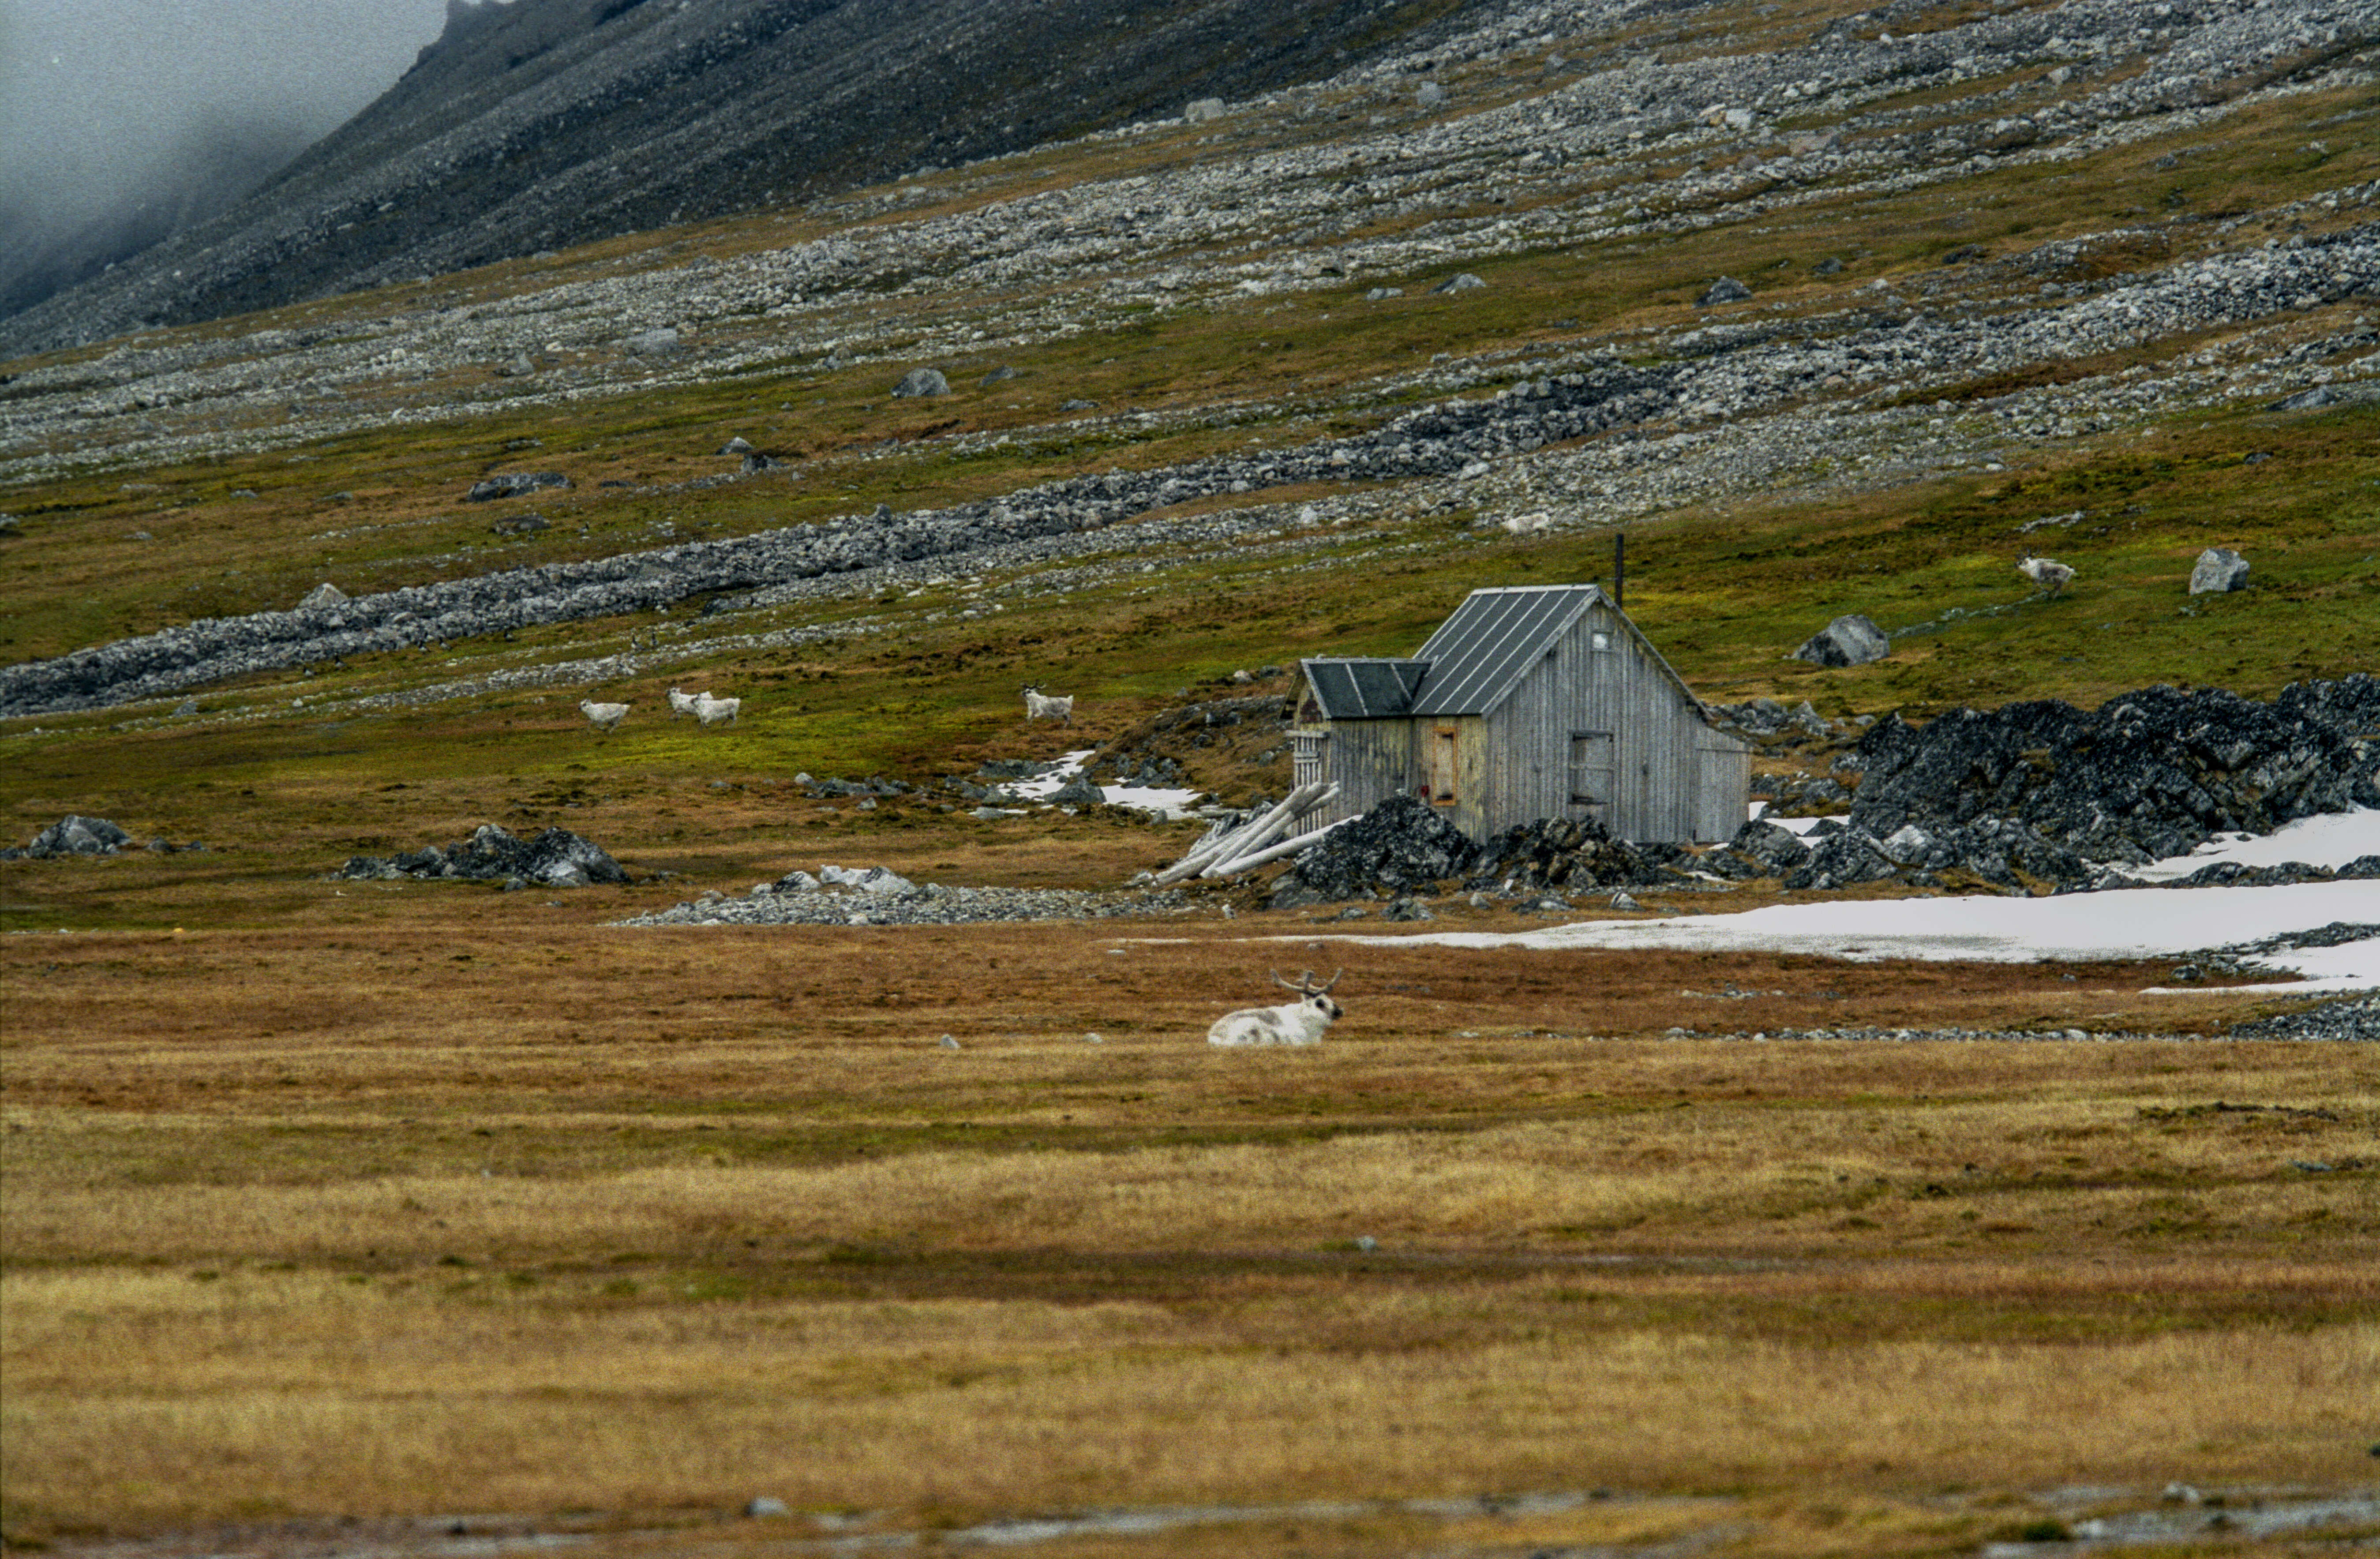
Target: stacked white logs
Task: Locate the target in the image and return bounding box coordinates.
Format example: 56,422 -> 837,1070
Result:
1151,781 -> 1342,885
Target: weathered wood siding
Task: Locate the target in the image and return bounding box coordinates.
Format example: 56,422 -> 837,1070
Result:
1298,596 -> 1748,843
1299,712 -> 1415,827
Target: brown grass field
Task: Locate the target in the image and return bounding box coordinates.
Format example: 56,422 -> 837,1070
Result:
4,840 -> 2376,1556
3,13 -> 2376,1552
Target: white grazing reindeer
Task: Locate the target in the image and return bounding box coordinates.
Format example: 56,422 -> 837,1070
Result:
2017,555 -> 2075,596
1023,685 -> 1075,724
693,693 -> 741,727
1207,969 -> 1344,1047
579,699 -> 630,732
667,686 -> 706,720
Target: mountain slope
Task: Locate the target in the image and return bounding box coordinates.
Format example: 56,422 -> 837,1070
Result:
0,0 -> 2373,727
0,0 -> 1489,355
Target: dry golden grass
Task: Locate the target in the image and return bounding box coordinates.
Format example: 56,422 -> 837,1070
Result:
5,1267 -> 2373,1531
3,911 -> 2375,1555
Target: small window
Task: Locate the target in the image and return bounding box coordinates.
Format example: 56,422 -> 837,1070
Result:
1590,630 -> 1612,652
1430,727 -> 1458,805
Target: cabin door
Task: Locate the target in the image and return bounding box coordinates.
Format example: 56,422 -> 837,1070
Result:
1567,731 -> 1615,824
1429,726 -> 1458,806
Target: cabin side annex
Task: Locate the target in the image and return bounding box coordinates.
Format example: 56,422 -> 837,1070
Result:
1292,585 -> 1749,843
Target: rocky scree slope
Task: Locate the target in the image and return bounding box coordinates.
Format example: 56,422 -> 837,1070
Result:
1,0 -> 2374,720
0,0 -> 1499,352
4,236 -> 2373,717
9,0 -> 2375,489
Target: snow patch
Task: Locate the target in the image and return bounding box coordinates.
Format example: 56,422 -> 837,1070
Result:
1010,747 -> 1202,817
2127,806 -> 2380,881
1291,880 -> 2380,993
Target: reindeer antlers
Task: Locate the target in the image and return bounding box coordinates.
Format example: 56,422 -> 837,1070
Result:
1271,968 -> 1344,994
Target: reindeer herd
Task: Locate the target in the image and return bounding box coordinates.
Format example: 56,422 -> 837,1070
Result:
579,682 -> 1076,733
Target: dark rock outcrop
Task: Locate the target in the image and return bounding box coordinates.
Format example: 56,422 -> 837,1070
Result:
1269,794 -> 1476,906
1848,677 -> 2380,869
1468,813 -> 1684,895
337,823 -> 628,888
1267,795 -> 1690,905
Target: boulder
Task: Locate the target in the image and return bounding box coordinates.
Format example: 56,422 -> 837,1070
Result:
298,582 -> 349,610
892,368 -> 949,398
1793,613 -> 1890,667
1698,275 -> 1753,305
1725,818 -> 1813,877
820,863 -> 917,895
1417,81 -> 1447,109
2189,547 -> 2250,595
1782,827 -> 1898,891
2268,385 -> 2340,411
1430,273 -> 1488,294
719,436 -> 755,456
1050,774 -> 1106,807
20,815 -> 133,858
980,365 -> 1017,386
623,327 -> 682,355
1184,98 -> 1226,124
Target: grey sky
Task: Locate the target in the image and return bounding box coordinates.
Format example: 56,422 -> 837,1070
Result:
2,0 -> 455,262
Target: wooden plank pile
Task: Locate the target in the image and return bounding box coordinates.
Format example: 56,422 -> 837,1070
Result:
1152,782 -> 1344,884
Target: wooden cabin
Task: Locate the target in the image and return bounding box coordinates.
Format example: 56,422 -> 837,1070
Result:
1292,585 -> 1749,843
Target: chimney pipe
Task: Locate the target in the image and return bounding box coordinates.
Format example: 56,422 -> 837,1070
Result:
1612,531 -> 1625,611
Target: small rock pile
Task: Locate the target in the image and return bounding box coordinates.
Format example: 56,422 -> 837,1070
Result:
5,815 -> 133,859
0,815 -> 206,860
336,823 -> 629,888
1267,795 -> 1690,906
1708,698 -> 1858,747
797,773 -> 913,799
1270,795 -> 1474,906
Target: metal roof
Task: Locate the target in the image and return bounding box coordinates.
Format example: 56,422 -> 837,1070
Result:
1407,585 -> 1600,716
1301,657 -> 1430,719
1300,585 -> 1721,724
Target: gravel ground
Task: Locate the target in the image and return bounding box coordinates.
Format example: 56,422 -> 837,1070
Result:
615,881 -> 1196,927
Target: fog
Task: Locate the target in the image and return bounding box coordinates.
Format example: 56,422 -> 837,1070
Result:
0,0 -> 460,318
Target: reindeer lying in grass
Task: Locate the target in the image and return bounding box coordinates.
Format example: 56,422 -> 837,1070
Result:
1207,969 -> 1344,1047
